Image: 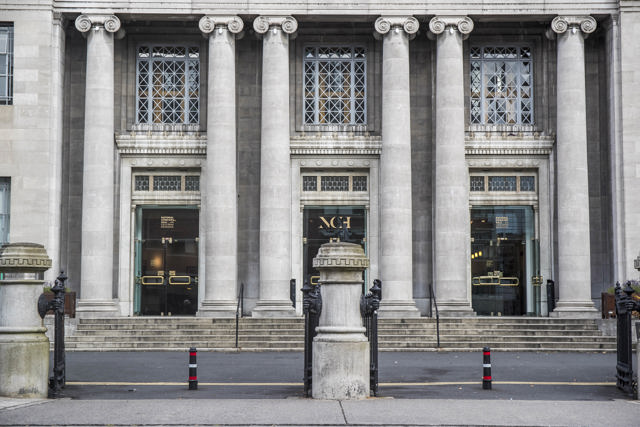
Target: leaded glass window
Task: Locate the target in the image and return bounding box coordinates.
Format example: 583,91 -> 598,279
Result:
321,176 -> 349,191
352,176 -> 367,192
470,176 -> 485,192
520,176 -> 535,192
0,178 -> 9,245
303,176 -> 317,192
136,45 -> 200,124
488,176 -> 517,192
135,175 -> 149,191
184,176 -> 200,191
153,175 -> 182,191
303,46 -> 366,125
470,46 -> 533,125
0,24 -> 14,105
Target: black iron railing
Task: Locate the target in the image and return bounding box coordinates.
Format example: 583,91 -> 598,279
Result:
429,281 -> 440,348
615,281 -> 639,396
302,281 -> 322,397
361,279 -> 381,396
235,282 -> 244,349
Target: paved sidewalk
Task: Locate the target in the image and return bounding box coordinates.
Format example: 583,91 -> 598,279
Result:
1,397 -> 640,426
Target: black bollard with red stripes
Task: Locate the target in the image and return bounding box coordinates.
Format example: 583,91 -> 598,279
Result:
482,346 -> 492,390
189,347 -> 198,390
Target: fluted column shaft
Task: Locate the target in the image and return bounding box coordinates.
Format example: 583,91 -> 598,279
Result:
551,16 -> 598,316
375,17 -> 420,317
430,16 -> 474,315
75,15 -> 121,316
199,16 -> 244,317
252,16 -> 297,317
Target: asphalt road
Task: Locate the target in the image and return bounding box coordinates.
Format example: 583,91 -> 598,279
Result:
56,351 -> 625,401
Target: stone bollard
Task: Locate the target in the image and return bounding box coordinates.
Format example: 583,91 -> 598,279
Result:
312,241 -> 370,399
0,243 -> 52,398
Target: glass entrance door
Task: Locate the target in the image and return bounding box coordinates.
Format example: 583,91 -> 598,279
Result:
303,206 -> 366,286
135,207 -> 199,316
470,206 -> 535,316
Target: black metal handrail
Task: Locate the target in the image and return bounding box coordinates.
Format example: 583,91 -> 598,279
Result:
235,282 -> 244,349
429,281 -> 440,348
615,281 -> 639,396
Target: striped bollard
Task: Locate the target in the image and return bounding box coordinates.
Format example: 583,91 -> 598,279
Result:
189,347 -> 198,390
482,346 -> 492,390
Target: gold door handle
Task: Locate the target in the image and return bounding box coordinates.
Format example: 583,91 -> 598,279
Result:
141,276 -> 164,285
169,276 -> 191,285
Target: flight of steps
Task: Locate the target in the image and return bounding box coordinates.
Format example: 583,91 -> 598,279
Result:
61,316 -> 616,352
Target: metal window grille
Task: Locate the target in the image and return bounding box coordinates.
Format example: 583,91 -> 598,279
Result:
470,46 -> 533,125
153,175 -> 182,191
184,176 -> 200,191
0,24 -> 14,105
135,175 -> 150,191
0,178 -> 10,244
136,45 -> 200,124
470,176 -> 485,192
352,176 -> 367,192
488,176 -> 517,192
321,176 -> 349,192
520,176 -> 535,192
303,46 -> 366,125
302,176 -> 317,192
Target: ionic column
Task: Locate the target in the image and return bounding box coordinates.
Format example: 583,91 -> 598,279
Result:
374,17 -> 420,318
429,16 -> 475,316
549,16 -> 598,317
74,14 -> 122,317
198,16 -> 244,317
252,16 -> 297,317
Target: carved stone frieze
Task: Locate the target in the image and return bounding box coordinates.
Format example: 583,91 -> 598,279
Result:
374,16 -> 419,39
116,133 -> 207,156
253,16 -> 298,35
428,16 -> 474,38
290,135 -> 381,156
465,133 -> 554,156
75,14 -> 121,33
199,15 -> 244,35
0,243 -> 52,272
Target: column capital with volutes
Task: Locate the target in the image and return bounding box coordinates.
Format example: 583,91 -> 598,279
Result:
428,16 -> 473,39
75,14 -> 121,33
253,16 -> 298,35
550,16 -> 597,37
199,15 -> 244,35
374,16 -> 419,40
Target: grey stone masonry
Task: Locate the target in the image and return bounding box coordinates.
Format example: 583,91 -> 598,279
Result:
430,16 -> 475,316
375,16 -> 420,318
0,243 -> 51,398
199,16 -> 244,317
549,16 -> 598,317
74,14 -> 121,317
252,16 -> 298,318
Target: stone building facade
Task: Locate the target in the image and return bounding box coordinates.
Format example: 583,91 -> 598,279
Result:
1,1 -> 639,319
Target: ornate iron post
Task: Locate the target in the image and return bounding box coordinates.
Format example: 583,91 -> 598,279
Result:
302,280 -> 322,397
360,279 -> 381,396
614,281 -> 640,396
38,271 -> 67,396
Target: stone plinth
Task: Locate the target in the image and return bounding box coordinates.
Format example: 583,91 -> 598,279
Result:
0,243 -> 52,398
312,242 -> 370,400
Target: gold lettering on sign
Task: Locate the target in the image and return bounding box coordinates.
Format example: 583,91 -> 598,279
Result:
161,216 -> 176,229
318,216 -> 352,230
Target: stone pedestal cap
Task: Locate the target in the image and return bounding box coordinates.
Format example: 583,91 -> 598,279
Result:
0,243 -> 52,273
313,242 -> 369,270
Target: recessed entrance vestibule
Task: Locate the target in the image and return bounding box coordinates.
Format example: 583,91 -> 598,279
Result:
134,207 -> 199,316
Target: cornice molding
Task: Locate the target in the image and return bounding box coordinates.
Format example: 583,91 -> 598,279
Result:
290,135 -> 382,156
199,15 -> 244,35
253,16 -> 298,35
116,133 -> 207,156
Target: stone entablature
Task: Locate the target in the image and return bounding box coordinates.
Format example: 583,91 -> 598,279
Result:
465,134 -> 555,156
116,133 -> 206,156
290,135 -> 381,156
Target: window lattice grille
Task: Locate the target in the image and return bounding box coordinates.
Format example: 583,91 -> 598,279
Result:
0,24 -> 14,105
520,176 -> 535,192
470,46 -> 533,125
153,175 -> 182,191
136,45 -> 200,124
321,176 -> 350,192
135,175 -> 150,191
302,176 -> 318,192
470,176 -> 485,192
488,176 -> 517,192
303,46 -> 366,125
352,176 -> 367,192
184,176 -> 200,191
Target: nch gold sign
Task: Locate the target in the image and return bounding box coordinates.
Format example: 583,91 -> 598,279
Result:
318,216 -> 352,230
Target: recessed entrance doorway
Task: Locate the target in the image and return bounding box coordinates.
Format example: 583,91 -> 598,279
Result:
134,207 -> 199,316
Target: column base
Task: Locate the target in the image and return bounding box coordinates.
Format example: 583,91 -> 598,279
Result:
198,300 -> 238,318
437,301 -> 476,317
550,301 -> 598,318
76,299 -> 119,318
251,300 -> 296,318
0,331 -> 50,398
312,339 -> 370,400
377,300 -> 421,318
